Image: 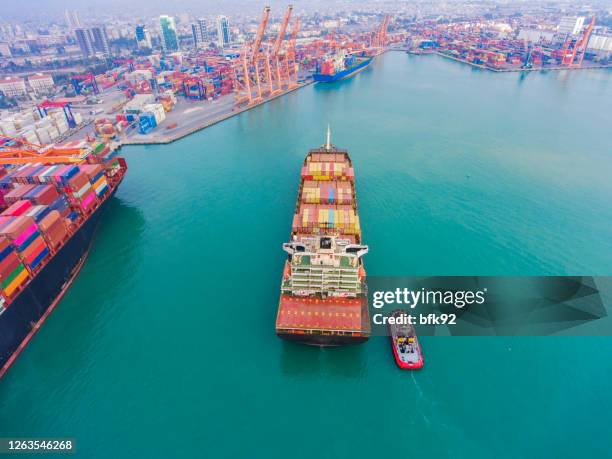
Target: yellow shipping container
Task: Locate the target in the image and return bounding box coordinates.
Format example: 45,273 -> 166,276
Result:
4,268 -> 29,297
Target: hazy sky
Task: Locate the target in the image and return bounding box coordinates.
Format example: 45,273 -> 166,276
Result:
2,0 -> 371,21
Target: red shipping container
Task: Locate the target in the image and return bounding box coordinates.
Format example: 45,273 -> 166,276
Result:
4,185 -> 35,204
39,210 -> 61,232
0,250 -> 19,275
67,171 -> 89,192
0,215 -> 36,239
25,240 -> 47,265
32,185 -> 59,205
2,200 -> 33,217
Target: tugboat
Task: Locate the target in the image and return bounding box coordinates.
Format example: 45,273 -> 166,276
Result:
389,310 -> 423,370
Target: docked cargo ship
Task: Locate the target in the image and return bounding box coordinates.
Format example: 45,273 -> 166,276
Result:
313,51 -> 373,83
0,140 -> 126,379
275,129 -> 370,346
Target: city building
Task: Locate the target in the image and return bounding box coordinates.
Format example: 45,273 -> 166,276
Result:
91,26 -> 110,55
558,16 -> 585,36
27,74 -> 55,95
0,42 -> 11,57
135,25 -> 152,49
64,10 -> 82,30
159,15 -> 179,52
0,77 -> 27,97
216,15 -> 230,47
192,19 -> 208,49
75,28 -> 94,57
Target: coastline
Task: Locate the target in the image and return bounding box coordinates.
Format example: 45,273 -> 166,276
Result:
433,51 -> 612,73
116,81 -> 314,148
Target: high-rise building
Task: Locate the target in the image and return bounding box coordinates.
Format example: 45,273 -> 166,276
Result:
91,26 -> 110,55
64,10 -> 82,30
558,16 -> 586,36
75,27 -> 94,57
192,19 -> 207,49
135,25 -> 152,49
216,15 -> 230,47
159,15 -> 179,52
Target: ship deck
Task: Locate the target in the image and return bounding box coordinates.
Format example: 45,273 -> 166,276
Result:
276,294 -> 365,332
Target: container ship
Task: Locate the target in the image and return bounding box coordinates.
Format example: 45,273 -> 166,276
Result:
313,51 -> 373,83
275,129 -> 370,346
0,139 -> 126,379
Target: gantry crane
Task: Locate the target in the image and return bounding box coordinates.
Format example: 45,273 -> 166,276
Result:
233,5 -> 300,106
271,4 -> 293,94
0,134 -> 90,165
286,17 -> 300,89
71,74 -> 99,95
372,15 -> 390,49
250,6 -> 271,103
561,16 -> 595,68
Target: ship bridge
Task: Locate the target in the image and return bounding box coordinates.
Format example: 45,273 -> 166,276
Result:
282,235 -> 368,297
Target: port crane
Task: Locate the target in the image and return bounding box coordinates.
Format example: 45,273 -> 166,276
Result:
71,74 -> 99,96
271,4 -> 293,94
522,41 -> 533,69
0,135 -> 90,165
561,16 -> 595,68
36,100 -> 77,128
286,17 -> 300,89
234,5 -> 299,106
113,59 -> 135,71
372,15 -> 390,50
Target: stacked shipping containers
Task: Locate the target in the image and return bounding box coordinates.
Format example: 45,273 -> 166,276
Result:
293,153 -> 360,236
0,156 -> 114,302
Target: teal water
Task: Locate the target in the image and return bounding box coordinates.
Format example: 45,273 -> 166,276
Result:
1,53 -> 612,458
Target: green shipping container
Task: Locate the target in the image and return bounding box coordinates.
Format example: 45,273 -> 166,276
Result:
1,263 -> 25,290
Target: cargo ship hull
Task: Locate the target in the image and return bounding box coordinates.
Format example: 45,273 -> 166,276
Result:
0,187 -> 117,378
313,58 -> 372,83
275,132 -> 370,346
277,332 -> 369,347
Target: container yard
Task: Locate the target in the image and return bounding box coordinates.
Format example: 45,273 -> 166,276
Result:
403,15 -> 610,72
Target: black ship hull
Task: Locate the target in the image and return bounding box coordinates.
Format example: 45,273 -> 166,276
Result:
276,332 -> 369,346
0,191 -> 116,375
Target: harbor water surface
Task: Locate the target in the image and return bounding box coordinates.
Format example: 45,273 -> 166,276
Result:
1,52 -> 612,458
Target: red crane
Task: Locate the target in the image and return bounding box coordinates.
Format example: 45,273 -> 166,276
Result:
37,100 -> 77,128
372,16 -> 390,49
250,6 -> 271,102
561,16 -> 595,68
286,17 -> 300,89
272,4 -> 293,94
0,134 -> 90,165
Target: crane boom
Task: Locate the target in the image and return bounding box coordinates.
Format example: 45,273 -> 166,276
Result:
289,16 -> 299,50
252,6 -> 271,62
273,5 -> 293,56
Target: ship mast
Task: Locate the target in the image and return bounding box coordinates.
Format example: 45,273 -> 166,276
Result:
325,124 -> 331,150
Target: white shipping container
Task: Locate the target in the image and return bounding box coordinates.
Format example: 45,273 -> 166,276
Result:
35,128 -> 52,144
74,112 -> 83,125
56,122 -> 69,134
0,121 -> 17,136
47,126 -> 60,140
22,128 -> 44,144
143,103 -> 165,124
